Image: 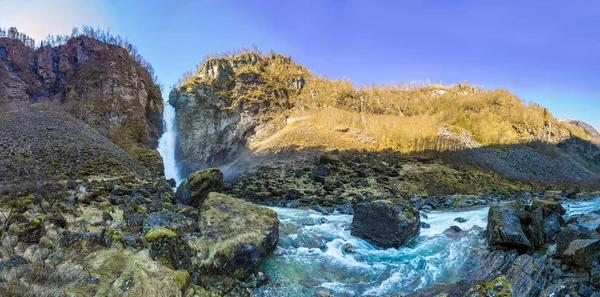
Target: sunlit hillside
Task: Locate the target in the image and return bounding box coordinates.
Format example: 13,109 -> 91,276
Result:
176,49 -> 597,156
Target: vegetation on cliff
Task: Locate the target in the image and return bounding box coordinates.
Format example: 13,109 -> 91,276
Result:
173,49 -> 600,191
0,27 -> 164,175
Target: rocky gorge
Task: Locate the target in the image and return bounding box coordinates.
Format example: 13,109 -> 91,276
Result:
1,29 -> 600,297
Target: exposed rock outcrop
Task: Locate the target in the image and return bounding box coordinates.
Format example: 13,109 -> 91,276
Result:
0,36 -> 163,165
191,192 -> 279,279
487,201 -> 532,252
565,119 -> 600,141
170,53 -> 308,176
351,199 -> 420,248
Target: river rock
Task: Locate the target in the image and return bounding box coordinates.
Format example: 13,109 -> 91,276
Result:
351,199 -> 420,248
531,198 -> 566,216
454,217 -> 468,223
487,201 -> 532,252
504,254 -> 550,297
563,239 -> 600,267
341,243 -> 355,254
190,192 -> 279,278
553,227 -> 585,255
174,168 -> 224,207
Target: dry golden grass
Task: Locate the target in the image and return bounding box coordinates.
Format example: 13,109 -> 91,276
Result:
180,51 -> 597,155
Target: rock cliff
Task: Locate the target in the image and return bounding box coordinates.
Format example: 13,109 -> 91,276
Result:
0,36 -> 163,157
169,53 -> 307,176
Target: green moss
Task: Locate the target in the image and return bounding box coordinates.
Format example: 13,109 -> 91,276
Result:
8,223 -> 21,233
174,270 -> 191,291
145,227 -> 177,241
476,277 -> 511,297
98,201 -> 112,211
39,236 -> 53,248
32,216 -> 43,226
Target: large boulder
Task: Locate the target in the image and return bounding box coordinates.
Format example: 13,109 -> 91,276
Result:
174,168 -> 224,207
145,227 -> 193,271
189,192 -> 279,278
531,199 -> 566,216
563,239 -> 600,267
351,199 -> 420,248
487,201 -> 532,252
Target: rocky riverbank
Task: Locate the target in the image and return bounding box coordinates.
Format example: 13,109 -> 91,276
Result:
0,167 -> 279,296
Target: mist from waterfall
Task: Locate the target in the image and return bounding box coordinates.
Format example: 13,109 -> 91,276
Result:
157,99 -> 182,185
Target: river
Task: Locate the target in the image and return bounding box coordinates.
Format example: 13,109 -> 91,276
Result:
254,197 -> 600,296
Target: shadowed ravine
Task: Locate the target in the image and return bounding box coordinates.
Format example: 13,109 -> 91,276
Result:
253,197 -> 600,297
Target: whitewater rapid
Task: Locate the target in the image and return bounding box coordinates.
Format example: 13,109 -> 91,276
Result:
157,99 -> 182,185
254,197 -> 600,296
255,206 -> 489,296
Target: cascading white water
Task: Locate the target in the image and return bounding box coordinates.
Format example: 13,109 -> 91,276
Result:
157,99 -> 182,185
255,206 -> 490,296
254,197 -> 600,296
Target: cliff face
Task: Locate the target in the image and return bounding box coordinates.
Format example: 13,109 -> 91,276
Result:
170,53 -> 307,176
0,36 -> 163,153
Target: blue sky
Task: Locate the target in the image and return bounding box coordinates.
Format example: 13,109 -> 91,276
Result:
2,0 -> 599,130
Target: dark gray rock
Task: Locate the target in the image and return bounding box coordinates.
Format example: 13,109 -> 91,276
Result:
553,227 -> 585,255
454,217 -> 468,223
543,214 -> 563,239
487,201 -> 532,252
0,255 -> 29,271
174,168 -> 224,207
504,254 -> 550,297
351,199 -> 420,248
341,242 -> 355,254
143,211 -> 195,234
563,239 -> 600,267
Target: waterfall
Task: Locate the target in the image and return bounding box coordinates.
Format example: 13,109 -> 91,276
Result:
157,99 -> 182,185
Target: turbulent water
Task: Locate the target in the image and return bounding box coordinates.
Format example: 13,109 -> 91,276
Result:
255,197 -> 600,296
255,206 -> 490,296
563,196 -> 600,229
157,100 -> 182,184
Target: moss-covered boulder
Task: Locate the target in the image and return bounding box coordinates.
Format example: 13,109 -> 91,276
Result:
350,199 -> 420,248
487,201 -> 532,252
145,227 -> 193,271
531,198 -> 566,216
174,168 -> 223,207
189,192 -> 278,279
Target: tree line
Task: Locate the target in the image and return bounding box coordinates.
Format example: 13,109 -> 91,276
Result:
0,26 -> 161,88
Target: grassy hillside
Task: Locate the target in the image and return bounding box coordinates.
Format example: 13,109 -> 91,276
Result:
177,49 -> 595,153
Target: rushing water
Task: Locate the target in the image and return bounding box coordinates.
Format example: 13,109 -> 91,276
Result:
255,206 -> 489,296
563,196 -> 600,229
157,99 -> 182,185
255,197 -> 600,296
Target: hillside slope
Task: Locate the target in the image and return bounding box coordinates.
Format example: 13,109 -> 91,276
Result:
564,119 -> 600,140
0,36 -> 163,163
172,51 -> 600,189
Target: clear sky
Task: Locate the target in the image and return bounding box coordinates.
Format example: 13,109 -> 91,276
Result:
2,0 -> 599,130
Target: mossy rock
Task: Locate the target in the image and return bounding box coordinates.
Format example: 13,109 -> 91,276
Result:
146,227 -> 192,271
174,168 -> 224,207
174,270 -> 191,291
469,277 -> 512,297
189,192 -> 279,279
531,198 -> 566,216
145,227 -> 177,241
